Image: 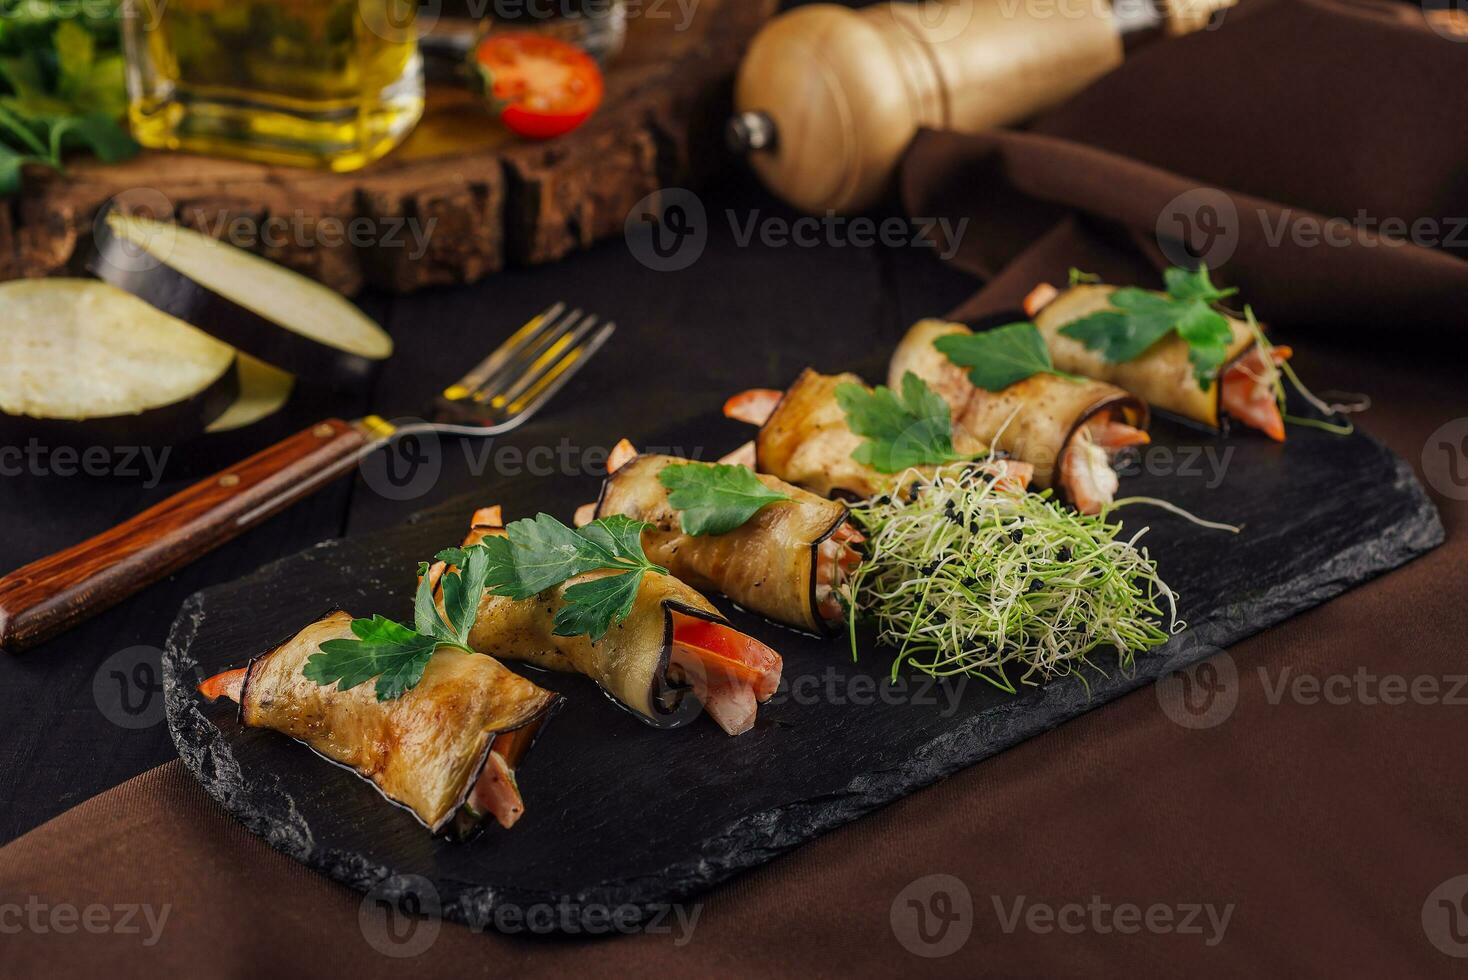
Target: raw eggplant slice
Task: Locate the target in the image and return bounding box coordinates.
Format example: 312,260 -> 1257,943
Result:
90,212 -> 392,386
0,278 -> 238,446
205,354 -> 295,434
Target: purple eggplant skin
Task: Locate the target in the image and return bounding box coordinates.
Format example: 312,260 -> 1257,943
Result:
0,356 -> 240,454
87,212 -> 378,391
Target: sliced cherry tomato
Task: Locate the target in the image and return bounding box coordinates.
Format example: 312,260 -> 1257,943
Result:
671,612 -> 783,701
475,32 -> 604,140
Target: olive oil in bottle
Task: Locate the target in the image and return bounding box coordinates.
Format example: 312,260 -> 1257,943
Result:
124,0 -> 424,171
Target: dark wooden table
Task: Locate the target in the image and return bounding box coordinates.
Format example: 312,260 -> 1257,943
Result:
0,174 -> 974,843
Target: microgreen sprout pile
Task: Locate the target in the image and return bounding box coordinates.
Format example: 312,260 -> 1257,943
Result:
844,464 -> 1179,693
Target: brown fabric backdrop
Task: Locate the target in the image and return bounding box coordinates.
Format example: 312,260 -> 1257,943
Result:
4,0 -> 1468,974
902,0 -> 1468,332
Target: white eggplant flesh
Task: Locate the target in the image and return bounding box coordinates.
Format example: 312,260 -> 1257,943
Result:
0,278 -> 239,443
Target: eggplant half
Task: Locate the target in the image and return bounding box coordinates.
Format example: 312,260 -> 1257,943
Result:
91,211 -> 392,387
199,611 -> 563,835
0,278 -> 238,447
594,453 -> 859,635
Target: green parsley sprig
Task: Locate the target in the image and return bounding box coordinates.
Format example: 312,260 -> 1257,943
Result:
933,321 -> 1078,392
304,546 -> 497,702
836,371 -> 969,474
304,515 -> 666,700
0,5 -> 139,193
467,513 -> 666,642
657,461 -> 790,536
1059,265 -> 1239,390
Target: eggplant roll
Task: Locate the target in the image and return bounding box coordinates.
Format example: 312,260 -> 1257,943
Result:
594,453 -> 857,634
890,320 -> 1148,505
234,612 -> 561,834
750,368 -> 1036,502
755,368 -> 895,500
1032,284 -> 1256,429
458,524 -> 728,727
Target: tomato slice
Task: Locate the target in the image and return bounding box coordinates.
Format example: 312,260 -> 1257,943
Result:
671,612 -> 783,702
475,32 -> 604,140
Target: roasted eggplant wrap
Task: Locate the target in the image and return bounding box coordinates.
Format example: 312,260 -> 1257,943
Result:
220,611 -> 562,834
1031,285 -> 1257,429
890,320 -> 1149,513
594,453 -> 858,634
755,368 -> 893,500
456,516 -> 783,736
740,368 -> 1034,502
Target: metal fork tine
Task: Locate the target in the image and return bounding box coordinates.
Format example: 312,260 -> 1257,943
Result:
502,321 -> 617,426
432,303 -> 614,431
472,307 -> 586,404
488,311 -> 603,409
441,302 -> 567,402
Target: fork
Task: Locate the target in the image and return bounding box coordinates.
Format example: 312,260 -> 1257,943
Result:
0,304 -> 615,653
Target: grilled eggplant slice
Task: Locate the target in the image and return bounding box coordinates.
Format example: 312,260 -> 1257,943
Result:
91,212 -> 391,386
891,320 -> 1149,512
1031,284 -> 1257,429
748,369 -> 1035,503
0,278 -> 238,446
594,453 -> 859,634
453,513 -> 784,736
200,611 -> 562,834
755,369 -> 892,500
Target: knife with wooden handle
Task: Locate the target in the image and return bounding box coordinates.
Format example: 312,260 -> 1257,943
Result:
0,419 -> 372,653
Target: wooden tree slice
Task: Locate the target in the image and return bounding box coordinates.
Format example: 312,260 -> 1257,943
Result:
0,0 -> 775,296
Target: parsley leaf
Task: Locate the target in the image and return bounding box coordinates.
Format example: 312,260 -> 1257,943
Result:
0,6 -> 138,194
554,572 -> 645,642
1059,265 -> 1241,389
657,462 -> 791,536
304,539 -> 498,701
305,615 -> 441,702
837,371 -> 968,474
933,321 -> 1075,392
483,514 -> 667,642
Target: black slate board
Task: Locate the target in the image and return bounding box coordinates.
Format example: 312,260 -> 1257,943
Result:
163,414 -> 1442,933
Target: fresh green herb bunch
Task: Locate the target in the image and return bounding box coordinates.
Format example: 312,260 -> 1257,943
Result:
0,0 -> 138,192
845,466 -> 1178,693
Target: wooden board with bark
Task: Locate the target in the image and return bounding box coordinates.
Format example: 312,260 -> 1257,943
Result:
0,0 -> 775,296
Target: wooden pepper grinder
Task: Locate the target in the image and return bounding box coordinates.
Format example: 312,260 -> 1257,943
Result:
729,0 -> 1234,214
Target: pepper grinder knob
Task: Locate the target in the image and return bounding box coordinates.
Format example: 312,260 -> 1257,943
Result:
726,111 -> 779,154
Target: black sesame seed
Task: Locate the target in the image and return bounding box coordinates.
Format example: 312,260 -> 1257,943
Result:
1057,546 -> 1073,563
1010,529 -> 1023,544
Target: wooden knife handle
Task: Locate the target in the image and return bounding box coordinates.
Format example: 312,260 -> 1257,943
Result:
0,419 -> 369,653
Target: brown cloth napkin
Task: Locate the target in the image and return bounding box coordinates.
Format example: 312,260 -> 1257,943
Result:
902,0 -> 1468,331
4,0 -> 1468,975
